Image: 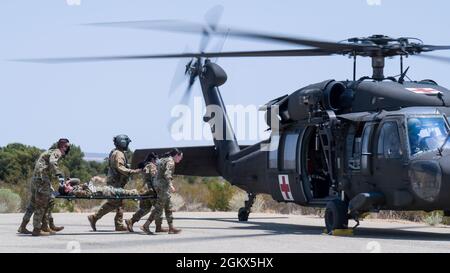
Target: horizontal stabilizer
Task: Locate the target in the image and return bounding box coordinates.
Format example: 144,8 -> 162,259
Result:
132,145 -> 219,176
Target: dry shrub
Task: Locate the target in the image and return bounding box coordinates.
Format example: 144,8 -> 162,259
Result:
0,188 -> 21,213
229,190 -> 247,212
174,177 -> 210,209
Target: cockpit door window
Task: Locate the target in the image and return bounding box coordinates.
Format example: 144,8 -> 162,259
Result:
361,123 -> 376,175
407,116 -> 449,156
377,121 -> 403,159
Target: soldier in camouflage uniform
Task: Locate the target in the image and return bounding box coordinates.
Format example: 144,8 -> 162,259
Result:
17,138 -> 70,236
141,148 -> 183,235
58,178 -> 142,198
125,152 -> 167,233
18,194 -> 62,235
87,135 -> 142,231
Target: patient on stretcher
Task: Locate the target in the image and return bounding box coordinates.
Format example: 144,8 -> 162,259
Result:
58,178 -> 148,198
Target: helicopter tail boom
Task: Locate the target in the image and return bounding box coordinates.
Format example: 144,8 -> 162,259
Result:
198,60 -> 240,179
131,145 -> 251,177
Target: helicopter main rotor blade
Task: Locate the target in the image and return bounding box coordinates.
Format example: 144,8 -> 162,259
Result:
414,53 -> 450,64
86,19 -> 366,52
86,19 -> 203,32
16,48 -> 334,63
420,45 -> 450,51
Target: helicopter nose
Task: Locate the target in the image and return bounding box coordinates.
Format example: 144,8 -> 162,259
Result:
408,159 -> 442,203
438,155 -> 450,200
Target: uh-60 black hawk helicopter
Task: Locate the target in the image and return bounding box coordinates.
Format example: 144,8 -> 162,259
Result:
24,19 -> 450,233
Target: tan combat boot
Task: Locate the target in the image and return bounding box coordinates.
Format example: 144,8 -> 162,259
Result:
87,215 -> 97,231
115,225 -> 128,232
168,223 -> 181,234
140,224 -> 154,235
140,215 -> 154,235
17,220 -> 32,235
49,218 -> 64,232
155,222 -> 169,233
32,228 -> 51,236
125,219 -> 135,232
41,220 -> 56,235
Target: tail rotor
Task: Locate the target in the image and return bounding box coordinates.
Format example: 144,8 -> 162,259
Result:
169,5 -> 224,104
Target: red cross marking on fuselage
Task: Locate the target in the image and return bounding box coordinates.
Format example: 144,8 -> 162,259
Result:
280,175 -> 290,194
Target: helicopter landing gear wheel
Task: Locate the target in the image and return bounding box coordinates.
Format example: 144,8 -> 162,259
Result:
238,192 -> 256,222
238,207 -> 249,222
324,199 -> 349,234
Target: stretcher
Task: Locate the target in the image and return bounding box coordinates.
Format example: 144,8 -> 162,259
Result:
54,193 -> 156,200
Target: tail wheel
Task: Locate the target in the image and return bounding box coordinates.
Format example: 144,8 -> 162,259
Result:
325,199 -> 349,233
238,207 -> 249,222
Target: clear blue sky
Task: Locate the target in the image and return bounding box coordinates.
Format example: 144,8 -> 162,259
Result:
1,0 -> 449,153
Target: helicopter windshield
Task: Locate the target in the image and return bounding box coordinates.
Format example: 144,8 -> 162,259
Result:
407,116 -> 449,156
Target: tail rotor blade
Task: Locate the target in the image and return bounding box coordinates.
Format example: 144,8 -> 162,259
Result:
169,59 -> 189,95
204,5 -> 224,31
169,46 -> 191,95
198,28 -> 210,52
211,29 -> 230,63
199,5 -> 224,52
180,78 -> 196,105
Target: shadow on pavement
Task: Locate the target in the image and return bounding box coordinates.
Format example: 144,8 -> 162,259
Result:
9,214 -> 450,243
210,217 -> 450,242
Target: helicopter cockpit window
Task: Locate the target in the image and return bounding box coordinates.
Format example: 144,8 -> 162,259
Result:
407,116 -> 449,156
377,121 -> 402,159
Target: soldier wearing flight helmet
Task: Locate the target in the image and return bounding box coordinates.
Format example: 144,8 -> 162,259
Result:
88,135 -> 143,231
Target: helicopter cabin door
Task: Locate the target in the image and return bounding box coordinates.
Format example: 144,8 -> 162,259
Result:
345,122 -> 378,191
373,117 -> 409,191
267,130 -> 308,205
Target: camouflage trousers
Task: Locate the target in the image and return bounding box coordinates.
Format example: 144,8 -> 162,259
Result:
149,189 -> 174,225
21,194 -> 55,227
130,199 -> 162,225
93,199 -> 124,228
24,178 -> 52,229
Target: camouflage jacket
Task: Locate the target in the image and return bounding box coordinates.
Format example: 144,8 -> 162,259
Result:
106,149 -> 139,188
32,148 -> 63,180
143,161 -> 158,188
154,156 -> 175,191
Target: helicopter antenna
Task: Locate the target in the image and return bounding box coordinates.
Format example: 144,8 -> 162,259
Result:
353,53 -> 357,81
398,66 -> 410,84
400,55 -> 404,75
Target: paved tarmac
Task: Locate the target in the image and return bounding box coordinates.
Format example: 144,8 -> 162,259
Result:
1,212 -> 450,252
